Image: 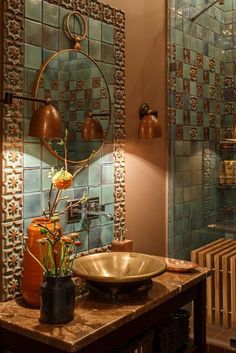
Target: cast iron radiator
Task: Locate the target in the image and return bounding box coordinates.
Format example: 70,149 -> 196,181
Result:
191,238 -> 236,328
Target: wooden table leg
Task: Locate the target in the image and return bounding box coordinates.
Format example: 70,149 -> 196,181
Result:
193,280 -> 207,353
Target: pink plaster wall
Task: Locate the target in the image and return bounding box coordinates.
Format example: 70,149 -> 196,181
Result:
102,0 -> 167,255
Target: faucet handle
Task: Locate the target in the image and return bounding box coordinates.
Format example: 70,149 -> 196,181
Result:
120,228 -> 128,242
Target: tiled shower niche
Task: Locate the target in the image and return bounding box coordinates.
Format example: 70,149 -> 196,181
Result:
168,0 -> 236,259
0,0 -> 125,301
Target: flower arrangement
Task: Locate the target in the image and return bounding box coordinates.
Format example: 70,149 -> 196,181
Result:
26,130 -> 87,277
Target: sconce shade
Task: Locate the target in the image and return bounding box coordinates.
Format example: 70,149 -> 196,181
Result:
138,114 -> 162,139
29,104 -> 61,139
82,114 -> 104,140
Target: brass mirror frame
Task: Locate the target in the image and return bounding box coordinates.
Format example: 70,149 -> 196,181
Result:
32,48 -> 112,165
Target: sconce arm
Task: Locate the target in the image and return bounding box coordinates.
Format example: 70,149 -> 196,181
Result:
0,92 -> 51,105
139,103 -> 158,119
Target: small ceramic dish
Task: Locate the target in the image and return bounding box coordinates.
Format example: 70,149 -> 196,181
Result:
165,258 -> 198,273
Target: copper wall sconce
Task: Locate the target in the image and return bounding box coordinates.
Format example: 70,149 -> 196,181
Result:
82,112 -> 111,141
0,92 -> 61,139
138,103 -> 162,139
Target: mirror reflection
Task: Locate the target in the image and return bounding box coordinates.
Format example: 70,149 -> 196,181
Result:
33,49 -> 111,164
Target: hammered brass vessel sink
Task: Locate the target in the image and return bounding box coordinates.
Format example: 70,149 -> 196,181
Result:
73,252 -> 166,293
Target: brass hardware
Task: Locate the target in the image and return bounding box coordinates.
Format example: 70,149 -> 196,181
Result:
73,252 -> 166,285
0,92 -> 61,139
65,11 -> 87,50
32,10 -> 112,164
138,103 -> 162,139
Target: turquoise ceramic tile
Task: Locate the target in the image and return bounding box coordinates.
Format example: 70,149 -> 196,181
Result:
175,172 -> 185,188
196,38 -> 203,52
74,187 -> 88,200
24,193 -> 42,218
74,168 -> 88,187
24,68 -> 37,94
175,187 -> 184,203
25,0 -> 42,22
88,164 -> 101,186
75,230 -> 88,253
43,2 -> 59,27
25,19 -> 42,46
88,186 -> 101,200
88,149 -> 101,166
190,81 -> 196,95
176,109 -> 183,124
42,189 -> 56,214
80,37 -> 89,54
102,185 -> 114,204
183,64 -> 190,79
101,224 -> 114,245
57,189 -> 75,213
190,36 -> 197,51
175,29 -> 184,46
24,44 -> 42,69
59,213 -> 74,234
24,143 -> 41,167
208,44 -> 215,58
175,219 -> 184,236
102,165 -> 114,184
175,156 -> 185,172
102,144 -> 114,163
190,111 -> 197,125
42,146 -> 58,168
24,169 -> 41,193
43,25 -> 58,50
59,7 -> 70,29
89,39 -> 101,61
175,204 -> 184,219
101,203 -> 114,225
89,18 -> 101,41
88,226 -> 101,249
42,168 -> 52,191
24,117 -> 39,143
184,187 -> 191,202
102,23 -> 114,44
42,48 -> 56,61
101,63 -> 114,85
174,235 -> 183,251
176,78 -> 183,91
183,141 -> 191,156
102,43 -> 114,64
176,14 -> 183,30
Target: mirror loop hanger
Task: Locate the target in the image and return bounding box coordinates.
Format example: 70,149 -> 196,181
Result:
65,11 -> 87,50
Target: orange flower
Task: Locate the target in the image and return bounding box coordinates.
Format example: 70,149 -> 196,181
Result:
52,170 -> 73,189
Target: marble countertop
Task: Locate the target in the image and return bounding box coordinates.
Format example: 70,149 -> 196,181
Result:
0,258 -> 209,353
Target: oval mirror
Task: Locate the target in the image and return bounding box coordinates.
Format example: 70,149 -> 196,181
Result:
33,49 -> 111,164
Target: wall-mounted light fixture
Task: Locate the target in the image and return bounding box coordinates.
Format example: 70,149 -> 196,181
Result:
82,112 -> 110,140
0,92 -> 61,139
138,103 -> 162,139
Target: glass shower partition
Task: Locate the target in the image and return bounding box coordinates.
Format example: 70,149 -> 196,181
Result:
167,0 -> 236,260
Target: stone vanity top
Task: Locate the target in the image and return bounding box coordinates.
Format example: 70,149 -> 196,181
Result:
0,258 -> 209,353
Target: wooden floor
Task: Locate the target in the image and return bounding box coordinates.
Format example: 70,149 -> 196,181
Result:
206,324 -> 236,353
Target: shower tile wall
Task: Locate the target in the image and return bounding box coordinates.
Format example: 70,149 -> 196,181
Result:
168,0 -> 236,259
1,0 -> 126,301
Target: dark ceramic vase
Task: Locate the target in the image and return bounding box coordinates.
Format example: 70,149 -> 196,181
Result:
40,274 -> 75,324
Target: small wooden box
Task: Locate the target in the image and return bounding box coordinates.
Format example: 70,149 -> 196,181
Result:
111,239 -> 133,252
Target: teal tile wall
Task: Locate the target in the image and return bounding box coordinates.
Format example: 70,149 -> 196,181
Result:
23,0 -> 116,252
168,0 -> 236,259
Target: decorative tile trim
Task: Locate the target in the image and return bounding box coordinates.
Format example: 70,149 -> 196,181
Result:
1,0 -> 126,301
1,0 -> 24,301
